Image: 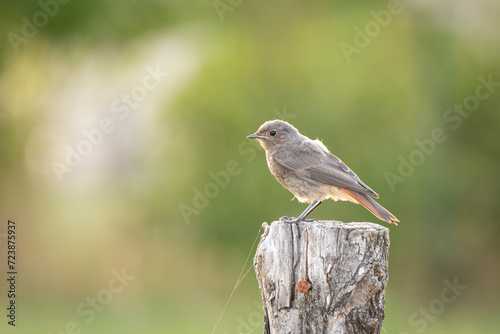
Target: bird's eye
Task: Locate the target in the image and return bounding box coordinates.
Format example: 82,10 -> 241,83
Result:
270,130 -> 277,136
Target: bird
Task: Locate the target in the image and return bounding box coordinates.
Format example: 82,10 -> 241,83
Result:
247,120 -> 399,225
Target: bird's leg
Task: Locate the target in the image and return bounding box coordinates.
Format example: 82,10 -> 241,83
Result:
296,200 -> 323,222
280,200 -> 323,223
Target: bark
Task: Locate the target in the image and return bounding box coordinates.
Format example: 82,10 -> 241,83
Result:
253,220 -> 390,334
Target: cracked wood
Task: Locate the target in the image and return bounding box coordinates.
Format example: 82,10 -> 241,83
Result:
254,220 -> 390,334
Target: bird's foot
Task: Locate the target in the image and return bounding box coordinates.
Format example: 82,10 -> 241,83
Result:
279,216 -> 318,223
279,216 -> 298,223
279,216 -> 317,223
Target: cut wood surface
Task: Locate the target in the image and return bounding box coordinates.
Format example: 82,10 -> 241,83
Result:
254,220 -> 390,334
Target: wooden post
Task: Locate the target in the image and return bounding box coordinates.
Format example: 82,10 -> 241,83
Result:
253,220 -> 390,334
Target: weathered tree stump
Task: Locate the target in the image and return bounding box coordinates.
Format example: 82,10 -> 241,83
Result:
253,220 -> 390,334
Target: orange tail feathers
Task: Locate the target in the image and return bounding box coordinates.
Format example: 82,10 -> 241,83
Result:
342,188 -> 399,225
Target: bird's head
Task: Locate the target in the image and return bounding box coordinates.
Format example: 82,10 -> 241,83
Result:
247,120 -> 300,150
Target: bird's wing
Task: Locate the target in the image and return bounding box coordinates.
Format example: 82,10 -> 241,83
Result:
273,140 -> 379,198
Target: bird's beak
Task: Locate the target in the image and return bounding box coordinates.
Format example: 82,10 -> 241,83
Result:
247,133 -> 267,140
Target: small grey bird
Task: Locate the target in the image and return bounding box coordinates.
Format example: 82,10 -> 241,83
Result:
247,120 -> 399,225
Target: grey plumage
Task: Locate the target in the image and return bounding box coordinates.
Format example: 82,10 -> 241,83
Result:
247,120 -> 399,225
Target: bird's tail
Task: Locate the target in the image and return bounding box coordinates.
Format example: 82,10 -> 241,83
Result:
342,188 -> 399,225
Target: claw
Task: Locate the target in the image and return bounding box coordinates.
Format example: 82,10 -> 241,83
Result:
280,216 -> 298,223
279,216 -> 318,224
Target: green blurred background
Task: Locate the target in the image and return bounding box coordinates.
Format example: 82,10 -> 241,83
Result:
1,0 -> 499,333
